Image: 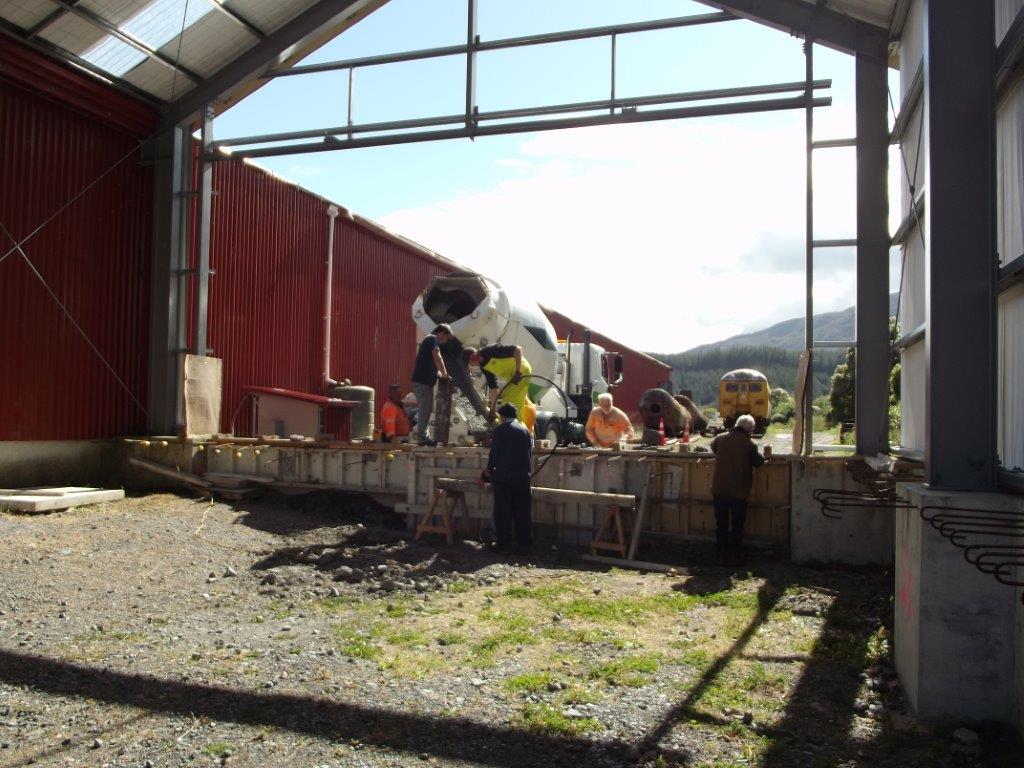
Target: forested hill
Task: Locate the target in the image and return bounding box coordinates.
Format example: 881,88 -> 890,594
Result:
647,295 -> 897,405
682,294 -> 899,355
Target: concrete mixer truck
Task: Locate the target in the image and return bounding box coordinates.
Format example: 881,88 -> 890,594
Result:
411,271 -> 623,445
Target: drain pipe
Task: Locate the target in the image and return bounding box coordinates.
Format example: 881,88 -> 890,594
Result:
323,205 -> 340,391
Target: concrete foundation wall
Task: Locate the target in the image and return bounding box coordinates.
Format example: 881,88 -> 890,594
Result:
790,458 -> 895,566
896,485 -> 1023,727
1017,587 -> 1024,735
0,441 -> 119,488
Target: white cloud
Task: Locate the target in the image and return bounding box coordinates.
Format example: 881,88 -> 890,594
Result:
379,114 -> 860,353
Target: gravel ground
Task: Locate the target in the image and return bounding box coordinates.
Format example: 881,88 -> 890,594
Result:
0,491 -> 1018,768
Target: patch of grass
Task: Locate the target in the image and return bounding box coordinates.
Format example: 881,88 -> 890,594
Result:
436,631 -> 465,646
383,628 -> 428,647
739,662 -> 788,694
813,628 -> 870,666
376,652 -> 449,679
333,623 -> 380,660
675,646 -> 713,671
201,741 -> 235,758
557,685 -> 605,706
315,594 -> 362,613
588,653 -> 661,687
470,626 -> 538,667
540,626 -> 608,645
503,582 -> 576,601
446,579 -> 473,594
519,703 -> 602,736
249,614 -> 265,624
505,671 -> 554,693
691,678 -> 757,712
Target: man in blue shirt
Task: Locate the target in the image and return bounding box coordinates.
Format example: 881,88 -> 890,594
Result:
482,402 -> 533,555
411,324 -> 451,446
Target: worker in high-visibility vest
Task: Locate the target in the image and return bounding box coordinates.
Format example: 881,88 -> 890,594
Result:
379,384 -> 411,442
464,344 -> 532,425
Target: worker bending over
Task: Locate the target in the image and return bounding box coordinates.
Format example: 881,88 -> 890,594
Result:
464,344 -> 532,425
585,393 -> 635,447
380,384 -> 411,442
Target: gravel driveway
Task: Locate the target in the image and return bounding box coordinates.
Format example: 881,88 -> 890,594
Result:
0,491 -> 1015,768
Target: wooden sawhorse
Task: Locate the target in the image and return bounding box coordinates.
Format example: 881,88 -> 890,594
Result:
414,487 -> 471,545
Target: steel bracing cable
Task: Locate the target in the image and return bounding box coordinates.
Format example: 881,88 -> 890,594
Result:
0,220 -> 150,417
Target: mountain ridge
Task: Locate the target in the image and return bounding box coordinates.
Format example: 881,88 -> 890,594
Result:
678,293 -> 899,355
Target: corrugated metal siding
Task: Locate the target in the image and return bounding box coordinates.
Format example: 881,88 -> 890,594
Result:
0,74 -> 153,440
541,307 -> 673,420
207,159 -> 453,434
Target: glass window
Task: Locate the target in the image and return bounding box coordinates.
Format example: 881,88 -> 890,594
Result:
749,383 -> 763,392
725,383 -> 739,392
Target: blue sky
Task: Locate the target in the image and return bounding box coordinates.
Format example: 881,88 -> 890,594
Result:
216,0 -> 901,353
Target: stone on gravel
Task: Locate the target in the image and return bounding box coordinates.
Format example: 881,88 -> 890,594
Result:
223,566 -> 238,578
952,727 -> 979,745
90,738 -> 103,749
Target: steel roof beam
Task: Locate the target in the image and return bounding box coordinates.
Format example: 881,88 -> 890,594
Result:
221,94 -> 831,160
160,0 -> 376,129
695,0 -> 888,60
213,78 -> 831,149
267,11 -> 736,78
48,0 -> 203,84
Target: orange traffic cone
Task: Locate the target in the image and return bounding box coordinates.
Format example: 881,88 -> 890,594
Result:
658,418 -> 666,446
683,420 -> 691,444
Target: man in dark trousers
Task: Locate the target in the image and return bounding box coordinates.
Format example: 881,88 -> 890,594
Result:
482,402 -> 533,555
411,324 -> 452,446
710,414 -> 765,566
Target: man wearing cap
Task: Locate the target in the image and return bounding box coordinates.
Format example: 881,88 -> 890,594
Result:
481,402 -> 533,555
710,414 -> 766,566
380,384 -> 411,443
411,324 -> 452,446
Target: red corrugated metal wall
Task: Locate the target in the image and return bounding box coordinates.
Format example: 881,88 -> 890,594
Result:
208,159 -> 452,433
542,307 -> 673,420
0,48 -> 156,440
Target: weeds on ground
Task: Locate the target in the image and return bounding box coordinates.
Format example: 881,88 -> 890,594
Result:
588,653 -> 661,687
519,703 -> 602,736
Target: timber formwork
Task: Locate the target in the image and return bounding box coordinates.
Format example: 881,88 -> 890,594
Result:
130,440 -> 794,548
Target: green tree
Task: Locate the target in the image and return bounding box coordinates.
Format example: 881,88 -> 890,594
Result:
827,318 -> 901,427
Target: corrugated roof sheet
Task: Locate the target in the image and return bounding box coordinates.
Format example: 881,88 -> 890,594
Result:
0,0 -> 386,106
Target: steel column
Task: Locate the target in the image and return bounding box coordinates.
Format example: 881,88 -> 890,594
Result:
147,127 -> 191,433
465,0 -> 477,131
855,51 -> 890,456
804,39 -> 814,456
194,107 -> 214,357
923,0 -> 997,488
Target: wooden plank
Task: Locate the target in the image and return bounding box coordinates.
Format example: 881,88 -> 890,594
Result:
435,477 -> 636,508
581,554 -> 679,573
0,488 -> 124,512
128,457 -> 212,489
627,469 -> 654,561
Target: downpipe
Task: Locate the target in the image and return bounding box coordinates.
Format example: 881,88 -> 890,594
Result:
323,205 -> 340,391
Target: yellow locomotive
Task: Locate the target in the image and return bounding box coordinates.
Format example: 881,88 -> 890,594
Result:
717,369 -> 770,434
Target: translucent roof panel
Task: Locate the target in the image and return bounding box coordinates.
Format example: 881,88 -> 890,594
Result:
80,0 -> 216,77
799,0 -> 895,30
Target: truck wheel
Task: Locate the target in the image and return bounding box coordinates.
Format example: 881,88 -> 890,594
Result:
544,419 -> 561,446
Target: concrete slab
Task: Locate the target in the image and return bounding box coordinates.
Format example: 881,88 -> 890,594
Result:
0,488 -> 124,513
